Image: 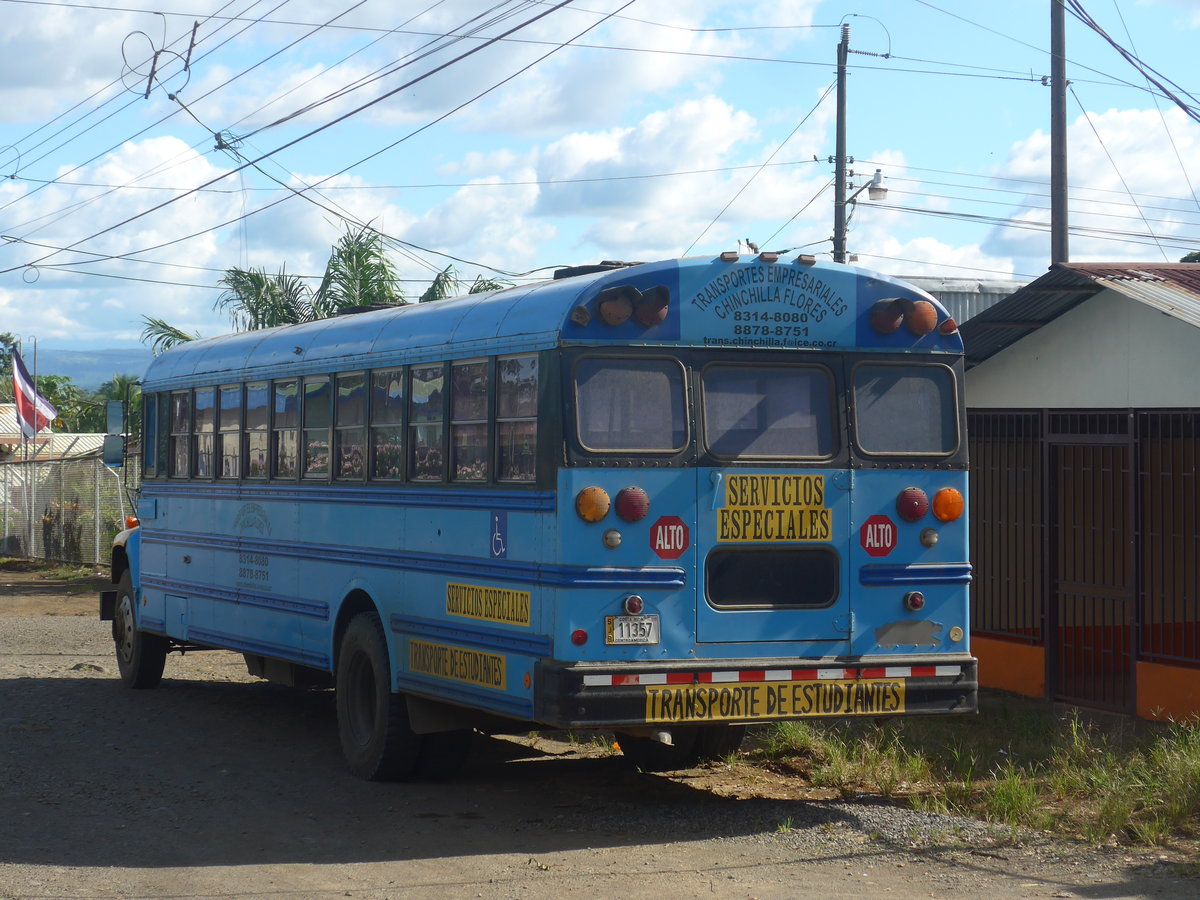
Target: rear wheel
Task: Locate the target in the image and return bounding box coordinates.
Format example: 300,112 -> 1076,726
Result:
112,570 -> 167,689
618,725 -> 747,772
336,612 -> 423,781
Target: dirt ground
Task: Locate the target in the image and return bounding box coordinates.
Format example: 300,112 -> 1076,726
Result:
1,563 -> 1197,900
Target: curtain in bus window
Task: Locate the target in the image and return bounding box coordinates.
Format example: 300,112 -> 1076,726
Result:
451,361 -> 488,481
853,364 -> 957,455
575,358 -> 686,452
702,364 -> 834,459
169,392 -> 191,477
192,387 -> 215,478
370,368 -> 404,480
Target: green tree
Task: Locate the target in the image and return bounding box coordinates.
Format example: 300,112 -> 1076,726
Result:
1181,251 -> 1200,263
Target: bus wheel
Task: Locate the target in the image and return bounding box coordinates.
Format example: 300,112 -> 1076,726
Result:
618,725 -> 747,772
336,612 -> 422,781
112,571 -> 167,689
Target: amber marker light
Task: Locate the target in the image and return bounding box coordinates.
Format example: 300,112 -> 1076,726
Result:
596,285 -> 637,326
905,300 -> 938,335
575,486 -> 611,523
125,516 -> 140,529
932,487 -> 965,522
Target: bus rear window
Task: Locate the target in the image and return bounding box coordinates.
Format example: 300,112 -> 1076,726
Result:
853,363 -> 957,455
575,357 -> 686,453
702,364 -> 834,459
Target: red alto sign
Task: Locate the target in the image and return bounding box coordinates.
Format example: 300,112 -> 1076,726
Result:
650,516 -> 690,559
860,514 -> 897,557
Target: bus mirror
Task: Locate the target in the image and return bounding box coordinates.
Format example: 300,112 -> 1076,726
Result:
102,434 -> 124,467
106,400 -> 124,435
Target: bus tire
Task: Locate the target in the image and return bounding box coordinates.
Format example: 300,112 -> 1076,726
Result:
336,612 -> 422,781
618,724 -> 747,772
112,570 -> 167,689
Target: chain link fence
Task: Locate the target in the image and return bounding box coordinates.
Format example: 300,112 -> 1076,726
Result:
0,452 -> 141,568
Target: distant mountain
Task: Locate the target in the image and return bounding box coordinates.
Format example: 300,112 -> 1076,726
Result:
33,348 -> 155,390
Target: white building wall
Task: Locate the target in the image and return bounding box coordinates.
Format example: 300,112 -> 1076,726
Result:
967,289 -> 1199,408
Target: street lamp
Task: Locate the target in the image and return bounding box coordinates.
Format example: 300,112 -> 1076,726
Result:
834,168 -> 887,264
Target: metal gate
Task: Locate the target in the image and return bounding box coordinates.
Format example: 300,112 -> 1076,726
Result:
1048,415 -> 1135,712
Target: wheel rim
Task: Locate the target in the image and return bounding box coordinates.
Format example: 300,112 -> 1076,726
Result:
115,592 -> 136,664
345,652 -> 377,747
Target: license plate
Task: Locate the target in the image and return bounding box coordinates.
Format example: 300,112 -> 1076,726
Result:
605,614 -> 660,645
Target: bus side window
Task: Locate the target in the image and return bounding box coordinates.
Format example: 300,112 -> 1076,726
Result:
156,393 -> 170,478
168,390 -> 191,478
409,365 -> 445,482
218,384 -> 241,479
193,387 -> 215,478
335,372 -> 366,480
497,354 -> 537,482
142,392 -> 158,478
272,380 -> 298,478
303,376 -> 331,479
370,368 -> 405,480
245,381 -> 269,478
451,360 -> 488,482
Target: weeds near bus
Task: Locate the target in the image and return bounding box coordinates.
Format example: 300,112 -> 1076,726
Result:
752,693 -> 1200,848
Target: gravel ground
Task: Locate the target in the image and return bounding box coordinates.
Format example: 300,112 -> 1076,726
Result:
1,585 -> 1198,899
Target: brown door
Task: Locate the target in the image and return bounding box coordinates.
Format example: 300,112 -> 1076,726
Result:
1049,442 -> 1135,712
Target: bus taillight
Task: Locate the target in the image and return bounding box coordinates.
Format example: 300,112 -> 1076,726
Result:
932,488 -> 964,522
576,486 -> 611,522
896,487 -> 929,522
615,486 -> 649,522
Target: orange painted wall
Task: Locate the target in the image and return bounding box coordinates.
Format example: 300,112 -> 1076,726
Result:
973,635 -> 1044,699
1137,661 -> 1200,721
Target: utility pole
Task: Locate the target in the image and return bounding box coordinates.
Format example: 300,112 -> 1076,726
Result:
832,23 -> 850,264
1050,0 -> 1069,265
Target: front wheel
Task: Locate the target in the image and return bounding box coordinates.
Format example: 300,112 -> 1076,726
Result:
617,725 -> 747,772
112,570 -> 167,689
336,612 -> 423,781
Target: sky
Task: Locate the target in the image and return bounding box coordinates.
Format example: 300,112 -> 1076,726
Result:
0,0 -> 1197,355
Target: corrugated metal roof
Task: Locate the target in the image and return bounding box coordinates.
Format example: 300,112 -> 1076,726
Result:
902,277 -> 1028,324
961,263 -> 1200,368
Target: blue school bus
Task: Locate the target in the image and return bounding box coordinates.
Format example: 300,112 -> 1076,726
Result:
102,251 -> 977,779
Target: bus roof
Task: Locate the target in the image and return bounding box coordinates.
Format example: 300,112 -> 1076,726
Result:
142,255 -> 961,390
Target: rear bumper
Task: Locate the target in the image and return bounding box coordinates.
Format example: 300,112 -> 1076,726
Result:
536,654 -> 977,728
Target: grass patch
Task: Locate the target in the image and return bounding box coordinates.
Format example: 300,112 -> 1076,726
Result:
750,692 -> 1200,847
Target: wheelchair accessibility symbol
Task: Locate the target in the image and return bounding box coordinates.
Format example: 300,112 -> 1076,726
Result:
490,511 -> 507,559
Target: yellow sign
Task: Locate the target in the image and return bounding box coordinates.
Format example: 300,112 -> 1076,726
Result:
408,639 -> 506,690
717,473 -> 832,542
644,679 -> 905,723
446,582 -> 531,627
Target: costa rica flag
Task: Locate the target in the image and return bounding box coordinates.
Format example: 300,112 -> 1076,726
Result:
11,349 -> 57,438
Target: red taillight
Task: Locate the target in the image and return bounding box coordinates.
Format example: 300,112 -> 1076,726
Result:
903,591 -> 925,612
615,486 -> 649,522
623,594 -> 644,615
896,487 -> 929,522
633,286 -> 670,326
869,299 -> 904,334
571,629 -> 588,646
938,316 -> 959,335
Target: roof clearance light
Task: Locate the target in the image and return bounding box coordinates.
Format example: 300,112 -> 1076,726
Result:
758,251 -> 779,264
905,300 -> 938,336
869,299 -> 905,334
615,486 -> 650,522
897,486 -> 929,522
596,286 -> 637,326
633,286 -> 670,327
575,486 -> 611,523
720,251 -> 739,263
932,487 -> 965,522
796,254 -> 817,266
